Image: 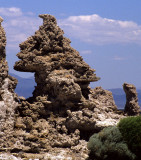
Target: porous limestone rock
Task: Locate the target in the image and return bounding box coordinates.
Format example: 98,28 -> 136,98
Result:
0,17 -> 6,60
66,87 -> 124,136
12,14 -> 124,159
0,153 -> 22,160
0,16 -> 18,149
14,14 -> 100,106
123,82 -> 140,115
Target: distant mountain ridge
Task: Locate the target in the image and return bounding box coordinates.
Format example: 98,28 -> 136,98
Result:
9,73 -> 36,98
108,88 -> 141,109
10,73 -> 141,109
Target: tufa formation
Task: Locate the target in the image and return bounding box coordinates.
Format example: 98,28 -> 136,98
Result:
0,17 -> 18,149
123,82 -> 140,116
14,14 -> 100,107
12,14 -> 124,159
1,14 -> 139,159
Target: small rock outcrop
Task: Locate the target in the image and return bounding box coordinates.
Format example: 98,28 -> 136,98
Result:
123,82 -> 140,115
0,17 -> 18,149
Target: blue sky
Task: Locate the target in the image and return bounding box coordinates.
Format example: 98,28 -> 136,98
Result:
0,0 -> 141,89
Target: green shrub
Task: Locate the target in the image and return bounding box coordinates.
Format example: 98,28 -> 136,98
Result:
118,116 -> 141,158
87,126 -> 135,160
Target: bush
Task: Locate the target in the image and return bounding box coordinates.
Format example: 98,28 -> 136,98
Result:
87,126 -> 135,160
118,116 -> 141,158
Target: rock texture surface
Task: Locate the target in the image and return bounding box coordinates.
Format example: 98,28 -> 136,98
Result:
0,15 -> 126,159
0,17 -> 18,149
12,14 -> 125,159
14,14 -> 100,106
66,87 -> 123,134
123,82 -> 140,115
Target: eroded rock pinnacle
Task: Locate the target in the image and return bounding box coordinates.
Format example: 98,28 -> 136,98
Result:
123,82 -> 140,115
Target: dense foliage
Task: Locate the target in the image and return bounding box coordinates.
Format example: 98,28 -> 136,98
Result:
87,126 -> 135,160
118,116 -> 141,158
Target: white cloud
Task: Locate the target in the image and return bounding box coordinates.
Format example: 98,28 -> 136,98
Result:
59,14 -> 141,45
1,10 -> 141,53
1,7 -> 42,51
0,7 -> 22,17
